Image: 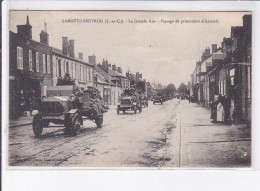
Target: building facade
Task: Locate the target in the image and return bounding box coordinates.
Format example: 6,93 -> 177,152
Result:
189,14 -> 252,123
9,17 -> 53,119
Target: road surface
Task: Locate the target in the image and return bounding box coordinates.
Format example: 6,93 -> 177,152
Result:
9,99 -> 182,167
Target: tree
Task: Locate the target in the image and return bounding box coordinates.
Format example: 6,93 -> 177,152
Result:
178,83 -> 187,94
166,83 -> 176,96
57,73 -> 75,86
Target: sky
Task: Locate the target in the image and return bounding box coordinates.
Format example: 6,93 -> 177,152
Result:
9,11 -> 250,87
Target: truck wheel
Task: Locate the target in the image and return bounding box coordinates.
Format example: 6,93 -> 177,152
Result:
32,115 -> 44,137
95,116 -> 103,128
65,113 -> 81,136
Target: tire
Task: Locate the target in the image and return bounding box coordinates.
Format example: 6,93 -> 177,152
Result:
95,115 -> 103,128
65,113 -> 81,136
32,115 -> 44,137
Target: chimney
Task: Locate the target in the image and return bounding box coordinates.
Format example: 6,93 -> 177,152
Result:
79,52 -> 83,60
196,61 -> 201,74
40,30 -> 49,45
211,44 -> 217,53
102,59 -> 109,72
68,39 -> 75,58
17,16 -> 32,40
117,67 -> 122,74
88,54 -> 96,66
112,64 -> 117,71
205,47 -> 210,56
243,14 -> 252,31
40,22 -> 49,45
62,37 -> 69,56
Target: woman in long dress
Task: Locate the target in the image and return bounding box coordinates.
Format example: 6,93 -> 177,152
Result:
216,97 -> 225,122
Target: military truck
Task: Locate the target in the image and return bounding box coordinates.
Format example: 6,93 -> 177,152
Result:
117,89 -> 142,114
136,82 -> 149,108
139,94 -> 148,108
153,94 -> 163,105
32,85 -> 105,136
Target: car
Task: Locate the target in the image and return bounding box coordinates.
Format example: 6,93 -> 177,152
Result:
32,85 -> 104,137
153,95 -> 163,105
117,96 -> 142,114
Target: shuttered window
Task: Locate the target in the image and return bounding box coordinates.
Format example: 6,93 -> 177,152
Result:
43,54 -> 46,73
29,50 -> 33,71
36,52 -> 39,72
47,55 -> 51,74
17,47 -> 23,69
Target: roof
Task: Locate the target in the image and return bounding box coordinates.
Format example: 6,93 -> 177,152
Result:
51,47 -> 93,67
223,38 -> 232,46
10,31 -> 52,50
231,26 -> 243,37
94,66 -> 116,86
10,31 -> 93,67
107,68 -> 128,78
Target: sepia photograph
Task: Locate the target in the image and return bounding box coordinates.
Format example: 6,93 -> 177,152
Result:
8,10 -> 252,168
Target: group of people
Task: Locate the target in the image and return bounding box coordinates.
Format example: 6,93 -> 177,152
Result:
209,94 -> 230,123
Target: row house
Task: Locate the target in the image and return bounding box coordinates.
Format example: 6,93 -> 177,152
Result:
94,58 -> 128,105
198,45 -> 224,107
190,14 -> 251,123
190,61 -> 201,102
9,16 -> 53,119
51,38 -> 94,88
9,16 -> 95,119
224,15 -> 252,122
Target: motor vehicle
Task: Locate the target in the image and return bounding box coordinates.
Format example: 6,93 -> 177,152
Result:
117,96 -> 142,114
140,95 -> 149,108
153,95 -> 163,105
32,85 -> 104,137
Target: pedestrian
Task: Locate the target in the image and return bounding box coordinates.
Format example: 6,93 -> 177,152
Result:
216,95 -> 225,123
222,96 -> 230,124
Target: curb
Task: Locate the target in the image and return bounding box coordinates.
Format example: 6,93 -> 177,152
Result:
9,122 -> 32,128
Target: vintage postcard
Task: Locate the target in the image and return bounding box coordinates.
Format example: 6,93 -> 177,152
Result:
8,10 -> 251,168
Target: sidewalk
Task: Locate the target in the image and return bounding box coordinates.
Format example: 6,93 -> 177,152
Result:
9,116 -> 33,128
179,100 -> 251,168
